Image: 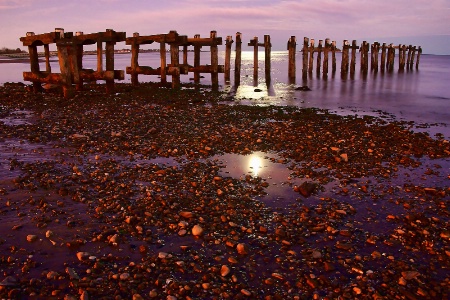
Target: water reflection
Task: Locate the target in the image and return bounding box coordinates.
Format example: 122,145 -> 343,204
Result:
248,155 -> 263,177
213,151 -> 304,209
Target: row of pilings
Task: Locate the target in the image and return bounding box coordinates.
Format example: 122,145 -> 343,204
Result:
286,37 -> 422,81
19,28 -> 422,98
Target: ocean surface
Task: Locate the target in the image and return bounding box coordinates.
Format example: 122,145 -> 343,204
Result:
1,51 -> 449,138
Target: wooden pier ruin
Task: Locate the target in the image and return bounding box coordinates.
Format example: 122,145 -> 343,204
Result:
19,29 -> 423,98
20,28 -> 125,98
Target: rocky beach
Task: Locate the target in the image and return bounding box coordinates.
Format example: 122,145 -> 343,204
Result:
0,82 -> 449,299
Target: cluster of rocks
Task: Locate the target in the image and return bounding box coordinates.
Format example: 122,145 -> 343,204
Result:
0,83 -> 448,299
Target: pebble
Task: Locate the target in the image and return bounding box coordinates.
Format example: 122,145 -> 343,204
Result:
236,243 -> 249,255
192,224 -> 204,236
26,235 -> 38,242
220,265 -> 231,277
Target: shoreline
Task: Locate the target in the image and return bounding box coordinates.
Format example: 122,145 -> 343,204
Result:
0,84 -> 448,299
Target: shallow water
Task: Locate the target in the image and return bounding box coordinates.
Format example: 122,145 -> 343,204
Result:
1,51 -> 449,137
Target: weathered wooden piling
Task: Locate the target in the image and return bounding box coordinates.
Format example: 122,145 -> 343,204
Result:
308,39 -> 315,74
323,38 -> 330,77
360,41 -> 369,73
129,32 -> 140,85
248,36 -> 259,82
399,44 -> 406,71
302,37 -> 309,79
371,42 -> 380,72
331,41 -> 337,74
160,42 -> 167,84
387,43 -> 395,72
406,45 -> 412,69
210,31 -> 220,89
234,32 -> 242,87
341,40 -> 349,74
316,40 -> 323,75
380,43 -> 387,72
192,34 -> 201,84
264,35 -> 271,84
416,46 -> 422,69
350,40 -> 359,75
410,46 -> 417,69
287,36 -> 296,79
56,41 -> 74,98
224,35 -> 233,84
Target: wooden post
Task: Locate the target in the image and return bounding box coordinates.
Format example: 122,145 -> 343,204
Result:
323,38 -> 330,77
399,44 -> 405,71
183,45 -> 188,66
68,44 -> 80,90
308,39 -> 315,74
316,39 -> 323,75
160,41 -> 167,84
350,40 -> 358,75
416,46 -> 422,69
252,36 -> 259,81
234,32 -> 242,87
44,44 -> 51,73
406,45 -> 412,69
170,43 -> 180,88
302,37 -> 309,79
341,40 -> 349,74
96,41 -> 103,72
288,36 -> 296,80
225,35 -> 233,84
210,31 -> 219,90
130,32 -> 140,86
27,43 -> 43,92
380,43 -> 387,72
410,46 -> 416,69
193,34 -> 201,84
264,35 -> 271,85
360,41 -> 369,73
331,41 -> 336,74
57,43 -> 74,98
387,43 -> 395,72
371,42 -> 379,72
74,44 -> 83,90
105,39 -> 115,94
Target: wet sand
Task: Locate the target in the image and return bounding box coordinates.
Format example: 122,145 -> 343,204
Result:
0,83 -> 448,299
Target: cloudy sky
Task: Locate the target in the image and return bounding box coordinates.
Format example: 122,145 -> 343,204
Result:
1,0 -> 449,54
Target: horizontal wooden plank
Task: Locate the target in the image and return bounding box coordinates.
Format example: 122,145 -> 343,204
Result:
23,71 -> 62,83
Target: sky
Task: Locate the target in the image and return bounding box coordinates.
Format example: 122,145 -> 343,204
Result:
1,0 -> 449,54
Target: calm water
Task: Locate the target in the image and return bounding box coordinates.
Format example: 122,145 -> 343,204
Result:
1,51 -> 449,137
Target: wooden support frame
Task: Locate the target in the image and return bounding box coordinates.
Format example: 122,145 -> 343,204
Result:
248,35 -> 272,85
126,30 -> 188,88
186,31 -> 224,90
20,29 -> 66,93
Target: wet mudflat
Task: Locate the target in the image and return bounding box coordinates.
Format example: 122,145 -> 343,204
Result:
0,83 -> 448,299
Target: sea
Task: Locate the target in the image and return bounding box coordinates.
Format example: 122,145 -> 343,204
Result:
1,51 -> 449,138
